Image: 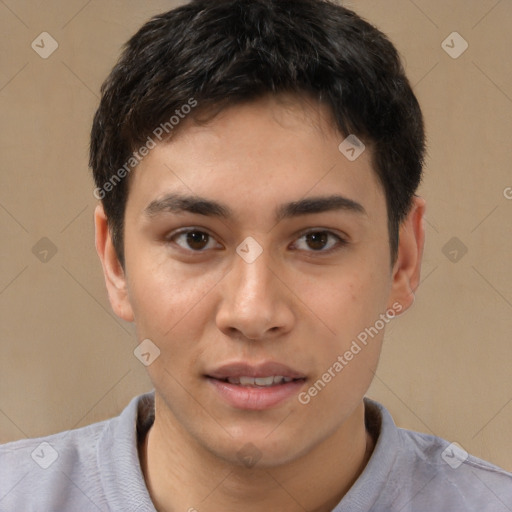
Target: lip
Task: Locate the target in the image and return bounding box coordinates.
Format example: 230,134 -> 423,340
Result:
207,377 -> 306,410
206,361 -> 307,380
205,361 -> 307,410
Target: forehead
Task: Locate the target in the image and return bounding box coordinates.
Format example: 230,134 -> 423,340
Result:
125,94 -> 384,223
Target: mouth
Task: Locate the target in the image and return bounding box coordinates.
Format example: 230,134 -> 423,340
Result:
205,362 -> 307,410
212,375 -> 304,387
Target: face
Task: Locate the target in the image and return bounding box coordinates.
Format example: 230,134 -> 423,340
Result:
98,94 -> 420,467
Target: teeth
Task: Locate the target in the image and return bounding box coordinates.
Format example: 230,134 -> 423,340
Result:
226,376 -> 295,387
255,376 -> 274,386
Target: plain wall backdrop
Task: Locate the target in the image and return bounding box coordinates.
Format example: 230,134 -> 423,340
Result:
0,0 -> 511,471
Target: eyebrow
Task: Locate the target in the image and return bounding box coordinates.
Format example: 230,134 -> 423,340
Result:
144,193 -> 367,222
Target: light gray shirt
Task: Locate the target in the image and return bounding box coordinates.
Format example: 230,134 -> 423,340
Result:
1,391 -> 511,511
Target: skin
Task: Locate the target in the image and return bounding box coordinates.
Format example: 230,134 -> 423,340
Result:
95,93 -> 425,512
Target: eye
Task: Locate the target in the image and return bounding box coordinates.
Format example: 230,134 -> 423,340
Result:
166,228 -> 347,254
168,229 -> 222,252
292,230 -> 347,254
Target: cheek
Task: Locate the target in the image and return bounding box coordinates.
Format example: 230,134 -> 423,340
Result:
311,267 -> 390,340
127,262 -> 218,387
304,266 -> 390,390
126,250 -> 223,341
297,275 -> 389,413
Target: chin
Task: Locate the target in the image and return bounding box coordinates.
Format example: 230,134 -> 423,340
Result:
201,425 -> 315,470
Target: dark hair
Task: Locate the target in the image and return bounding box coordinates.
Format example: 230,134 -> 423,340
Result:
90,0 -> 425,267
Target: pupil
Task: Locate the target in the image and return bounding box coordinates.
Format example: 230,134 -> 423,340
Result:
307,232 -> 327,250
187,231 -> 208,249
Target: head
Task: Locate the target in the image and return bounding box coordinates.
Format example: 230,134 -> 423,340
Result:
91,0 -> 425,268
91,0 -> 426,468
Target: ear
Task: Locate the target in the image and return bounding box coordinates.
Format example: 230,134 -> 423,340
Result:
387,195 -> 426,314
94,204 -> 134,322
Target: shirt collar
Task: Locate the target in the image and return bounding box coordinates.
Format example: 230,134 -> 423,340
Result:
97,391 -> 157,512
97,392 -> 399,512
332,398 -> 401,511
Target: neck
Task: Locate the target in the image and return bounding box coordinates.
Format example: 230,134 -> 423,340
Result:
139,397 -> 374,512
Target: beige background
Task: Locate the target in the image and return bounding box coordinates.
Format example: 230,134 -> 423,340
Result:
0,0 -> 511,472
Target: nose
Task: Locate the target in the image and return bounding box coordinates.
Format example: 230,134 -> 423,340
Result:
215,247 -> 295,341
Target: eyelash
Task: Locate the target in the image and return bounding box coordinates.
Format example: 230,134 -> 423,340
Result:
166,228 -> 348,256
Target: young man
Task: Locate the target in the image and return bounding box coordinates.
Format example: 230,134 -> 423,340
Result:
1,0 -> 511,510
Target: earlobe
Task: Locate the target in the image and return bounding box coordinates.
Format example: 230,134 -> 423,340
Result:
94,204 -> 135,322
388,196 -> 426,314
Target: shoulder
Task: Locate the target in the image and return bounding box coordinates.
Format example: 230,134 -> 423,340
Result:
0,418 -> 112,512
395,427 -> 512,511
0,392 -> 154,512
360,399 -> 512,512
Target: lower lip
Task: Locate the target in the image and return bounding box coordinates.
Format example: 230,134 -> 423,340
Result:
206,377 -> 306,410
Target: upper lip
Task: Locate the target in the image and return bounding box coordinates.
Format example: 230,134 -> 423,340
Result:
206,362 -> 307,380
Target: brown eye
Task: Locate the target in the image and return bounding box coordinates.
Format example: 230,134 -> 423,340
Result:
293,230 -> 346,254
185,231 -> 209,250
170,229 -> 220,251
305,232 -> 329,250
